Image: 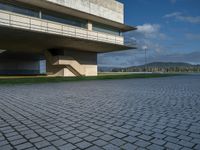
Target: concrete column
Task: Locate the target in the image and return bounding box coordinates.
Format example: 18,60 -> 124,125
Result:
87,21 -> 93,31
39,11 -> 42,19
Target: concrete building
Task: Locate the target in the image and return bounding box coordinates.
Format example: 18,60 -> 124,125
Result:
0,0 -> 136,76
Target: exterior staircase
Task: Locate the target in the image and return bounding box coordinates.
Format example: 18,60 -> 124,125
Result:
45,50 -> 84,76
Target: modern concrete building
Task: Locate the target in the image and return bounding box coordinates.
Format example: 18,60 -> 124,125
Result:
0,0 -> 136,76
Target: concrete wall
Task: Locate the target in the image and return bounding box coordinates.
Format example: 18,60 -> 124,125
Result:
0,59 -> 40,74
46,0 -> 124,23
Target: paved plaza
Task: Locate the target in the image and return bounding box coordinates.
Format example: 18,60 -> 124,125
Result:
0,75 -> 200,150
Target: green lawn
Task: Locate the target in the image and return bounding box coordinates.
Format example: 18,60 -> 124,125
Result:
0,73 -> 180,85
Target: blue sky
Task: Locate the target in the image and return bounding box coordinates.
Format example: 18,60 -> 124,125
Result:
98,0 -> 200,67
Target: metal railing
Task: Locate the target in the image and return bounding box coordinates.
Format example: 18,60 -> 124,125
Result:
0,10 -> 124,45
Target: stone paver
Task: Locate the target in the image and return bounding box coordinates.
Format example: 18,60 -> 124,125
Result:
0,75 -> 200,149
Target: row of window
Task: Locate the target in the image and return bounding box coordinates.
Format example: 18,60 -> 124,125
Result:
93,23 -> 121,36
0,2 -> 39,17
0,2 -> 121,36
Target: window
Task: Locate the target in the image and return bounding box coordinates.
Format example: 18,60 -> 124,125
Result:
0,2 -> 87,28
0,2 -> 39,18
42,12 -> 87,28
93,23 -> 121,36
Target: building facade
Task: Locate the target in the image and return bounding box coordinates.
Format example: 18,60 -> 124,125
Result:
0,0 -> 136,76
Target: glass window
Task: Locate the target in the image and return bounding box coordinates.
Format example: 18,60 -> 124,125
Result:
0,2 -> 87,29
42,13 -> 87,28
93,23 -> 121,36
0,2 -> 39,17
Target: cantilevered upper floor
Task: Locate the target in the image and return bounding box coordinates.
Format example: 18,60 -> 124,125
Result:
0,0 -> 136,76
0,0 -> 136,53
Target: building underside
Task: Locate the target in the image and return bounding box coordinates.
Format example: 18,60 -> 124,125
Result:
0,26 -> 134,76
0,0 -> 136,77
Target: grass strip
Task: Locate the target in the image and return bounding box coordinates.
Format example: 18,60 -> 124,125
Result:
0,73 -> 180,85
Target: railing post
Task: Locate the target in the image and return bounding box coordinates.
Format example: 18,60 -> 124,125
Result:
87,30 -> 88,39
39,11 -> 42,19
9,14 -> 11,26
75,28 -> 77,37
61,25 -> 63,35
29,18 -> 31,30
47,22 -> 48,32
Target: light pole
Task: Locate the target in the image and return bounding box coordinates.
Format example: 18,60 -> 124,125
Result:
142,46 -> 148,72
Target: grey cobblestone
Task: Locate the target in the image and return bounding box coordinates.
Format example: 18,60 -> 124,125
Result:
165,142 -> 182,150
194,144 -> 200,150
0,144 -> 13,150
99,134 -> 115,141
40,146 -> 57,150
110,138 -> 126,146
121,143 -> 137,150
0,75 -> 200,149
58,143 -> 77,150
135,140 -> 151,147
138,134 -> 153,141
103,144 -> 120,150
178,140 -> 195,148
93,139 -> 108,146
34,140 -> 51,149
86,146 -> 103,150
123,136 -> 138,143
15,142 -> 33,150
10,138 -> 27,146
151,138 -> 166,146
165,136 -> 180,143
68,137 -> 83,144
147,144 -> 165,150
51,139 -> 67,147
76,141 -> 92,149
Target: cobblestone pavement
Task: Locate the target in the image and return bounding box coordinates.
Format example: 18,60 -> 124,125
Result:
0,75 -> 200,150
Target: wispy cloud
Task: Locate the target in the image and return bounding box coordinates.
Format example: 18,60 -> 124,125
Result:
164,12 -> 200,24
185,33 -> 200,40
164,12 -> 181,18
170,0 -> 177,4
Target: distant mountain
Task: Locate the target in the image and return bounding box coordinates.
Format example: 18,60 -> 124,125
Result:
112,62 -> 200,73
138,62 -> 197,67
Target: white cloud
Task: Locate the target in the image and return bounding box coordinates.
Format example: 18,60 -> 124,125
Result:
125,23 -> 167,52
164,12 -> 200,24
136,24 -> 161,38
